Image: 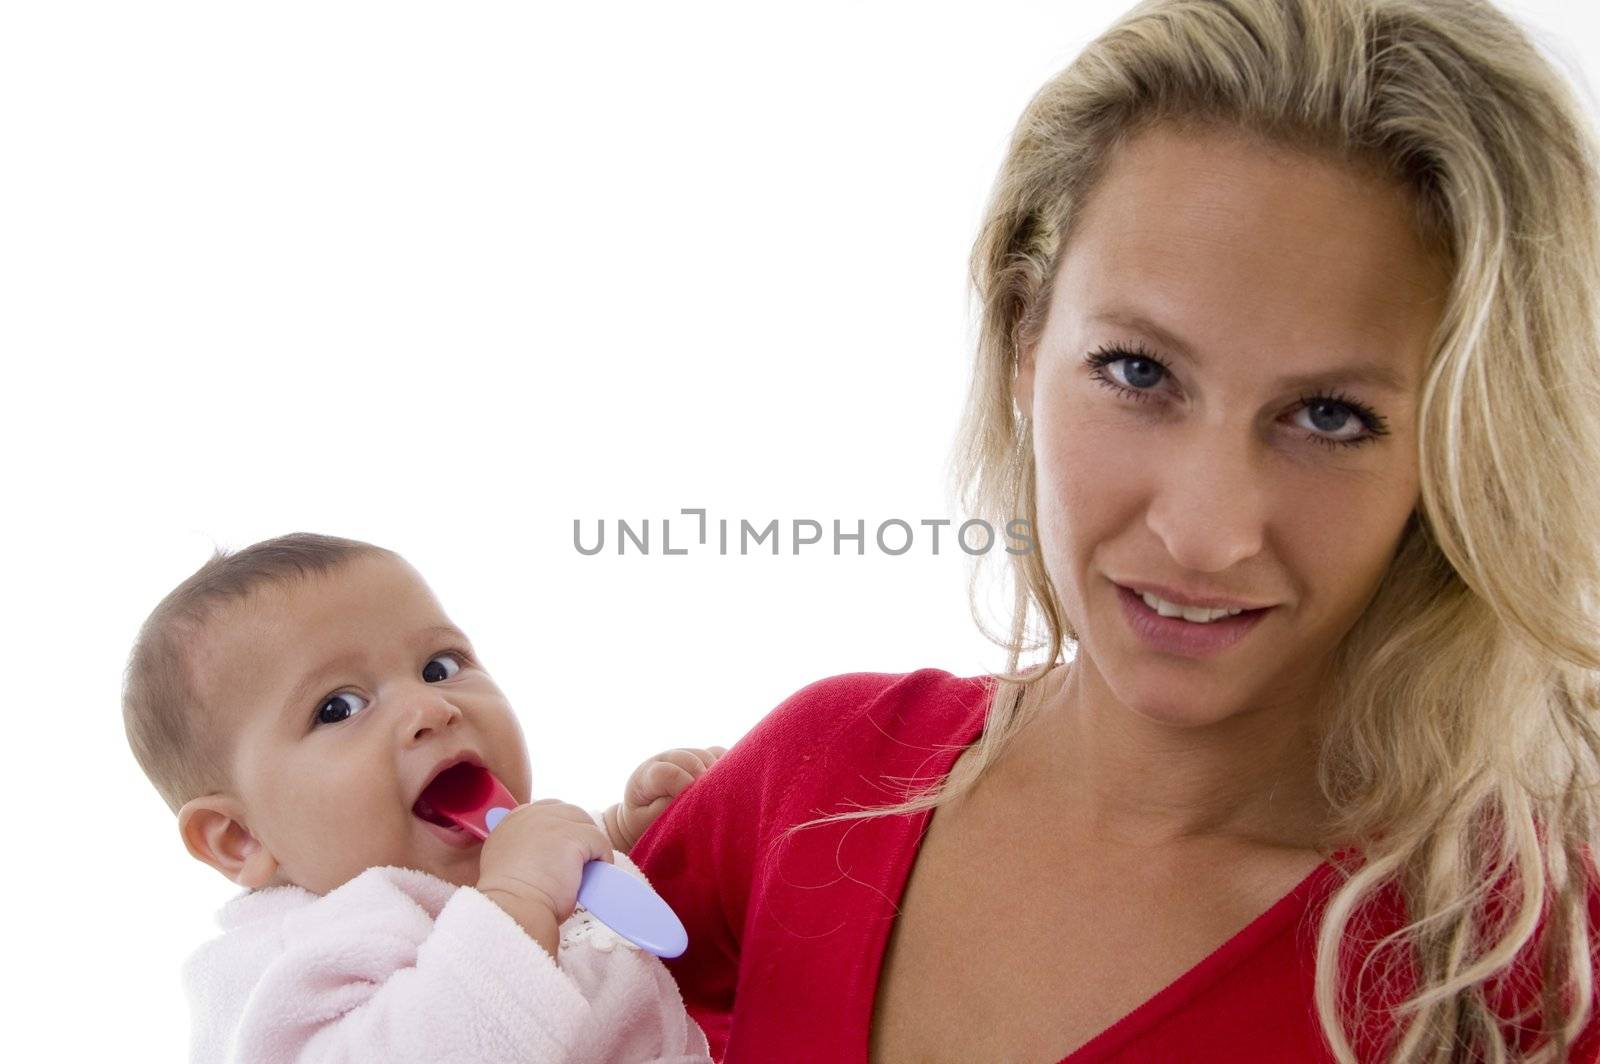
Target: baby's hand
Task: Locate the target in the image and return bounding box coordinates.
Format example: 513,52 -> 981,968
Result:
476,798 -> 614,958
603,746 -> 727,853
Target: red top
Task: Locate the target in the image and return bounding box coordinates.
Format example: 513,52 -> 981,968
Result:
631,669 -> 1600,1062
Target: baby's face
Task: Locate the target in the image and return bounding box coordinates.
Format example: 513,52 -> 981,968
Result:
188,553 -> 532,894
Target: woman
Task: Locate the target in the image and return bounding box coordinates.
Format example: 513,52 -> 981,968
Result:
633,0 -> 1600,1060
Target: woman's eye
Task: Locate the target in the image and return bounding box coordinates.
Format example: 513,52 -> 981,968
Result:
1290,399 -> 1367,445
1081,343 -> 1388,451
1098,351 -> 1166,393
314,691 -> 370,727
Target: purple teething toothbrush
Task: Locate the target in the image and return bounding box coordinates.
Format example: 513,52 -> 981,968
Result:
417,761 -> 688,958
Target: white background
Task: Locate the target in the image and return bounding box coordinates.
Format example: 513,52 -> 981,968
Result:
2,2 -> 1595,1059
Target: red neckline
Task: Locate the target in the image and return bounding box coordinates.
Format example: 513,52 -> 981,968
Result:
856,678 -> 1349,1063
1059,856 -> 1340,1062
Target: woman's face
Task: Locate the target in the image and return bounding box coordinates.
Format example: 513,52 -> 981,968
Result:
1014,123 -> 1449,727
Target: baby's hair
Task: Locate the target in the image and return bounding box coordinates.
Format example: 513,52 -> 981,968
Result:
121,532 -> 400,815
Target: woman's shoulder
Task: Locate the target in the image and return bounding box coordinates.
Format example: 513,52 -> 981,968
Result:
1481,844 -> 1600,1055
752,665 -> 998,739
1342,843 -> 1600,1056
737,667 -> 995,766
633,667 -> 993,858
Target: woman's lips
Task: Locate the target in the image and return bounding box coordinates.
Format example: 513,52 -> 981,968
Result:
1115,581 -> 1273,658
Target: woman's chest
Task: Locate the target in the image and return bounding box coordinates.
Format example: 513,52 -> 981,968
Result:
866,808 -> 1327,1063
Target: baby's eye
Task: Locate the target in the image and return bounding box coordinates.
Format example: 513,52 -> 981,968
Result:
312,653 -> 467,728
423,652 -> 465,683
314,691 -> 370,727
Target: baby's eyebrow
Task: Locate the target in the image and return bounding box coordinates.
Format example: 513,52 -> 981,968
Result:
419,623 -> 472,645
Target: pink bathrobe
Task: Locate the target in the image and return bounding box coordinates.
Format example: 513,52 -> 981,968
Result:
182,850 -> 711,1064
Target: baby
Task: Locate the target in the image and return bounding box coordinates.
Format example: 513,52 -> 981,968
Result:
122,532 -> 720,1063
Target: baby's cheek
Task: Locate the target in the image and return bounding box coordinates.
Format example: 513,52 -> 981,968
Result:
310,811 -> 413,890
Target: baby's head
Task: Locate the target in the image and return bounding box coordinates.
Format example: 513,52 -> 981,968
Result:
122,533 -> 532,895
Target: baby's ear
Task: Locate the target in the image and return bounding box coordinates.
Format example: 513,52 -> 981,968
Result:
178,795 -> 282,890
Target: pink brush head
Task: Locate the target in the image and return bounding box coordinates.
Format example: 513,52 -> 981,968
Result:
413,761 -> 517,841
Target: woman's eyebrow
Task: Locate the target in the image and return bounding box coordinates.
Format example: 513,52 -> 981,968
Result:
1087,308 -> 1411,394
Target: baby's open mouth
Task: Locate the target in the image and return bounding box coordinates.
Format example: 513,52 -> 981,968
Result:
412,760 -> 495,833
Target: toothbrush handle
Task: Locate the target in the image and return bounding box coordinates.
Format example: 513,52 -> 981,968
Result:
481,804 -> 687,957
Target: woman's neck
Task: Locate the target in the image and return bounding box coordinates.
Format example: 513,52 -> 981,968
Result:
994,660 -> 1336,857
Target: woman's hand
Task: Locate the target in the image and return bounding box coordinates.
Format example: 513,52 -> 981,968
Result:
603,746 -> 728,853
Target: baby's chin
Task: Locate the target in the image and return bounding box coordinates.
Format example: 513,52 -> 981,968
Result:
310,857 -> 479,895
423,859 -> 482,889
304,847 -> 481,895
408,821 -> 487,884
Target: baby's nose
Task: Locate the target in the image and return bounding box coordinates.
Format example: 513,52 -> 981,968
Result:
405,695 -> 463,740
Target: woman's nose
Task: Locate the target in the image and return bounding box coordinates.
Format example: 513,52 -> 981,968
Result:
1145,433 -> 1269,573
403,694 -> 464,743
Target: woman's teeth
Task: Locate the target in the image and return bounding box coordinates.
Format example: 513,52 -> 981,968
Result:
1139,591 -> 1245,623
